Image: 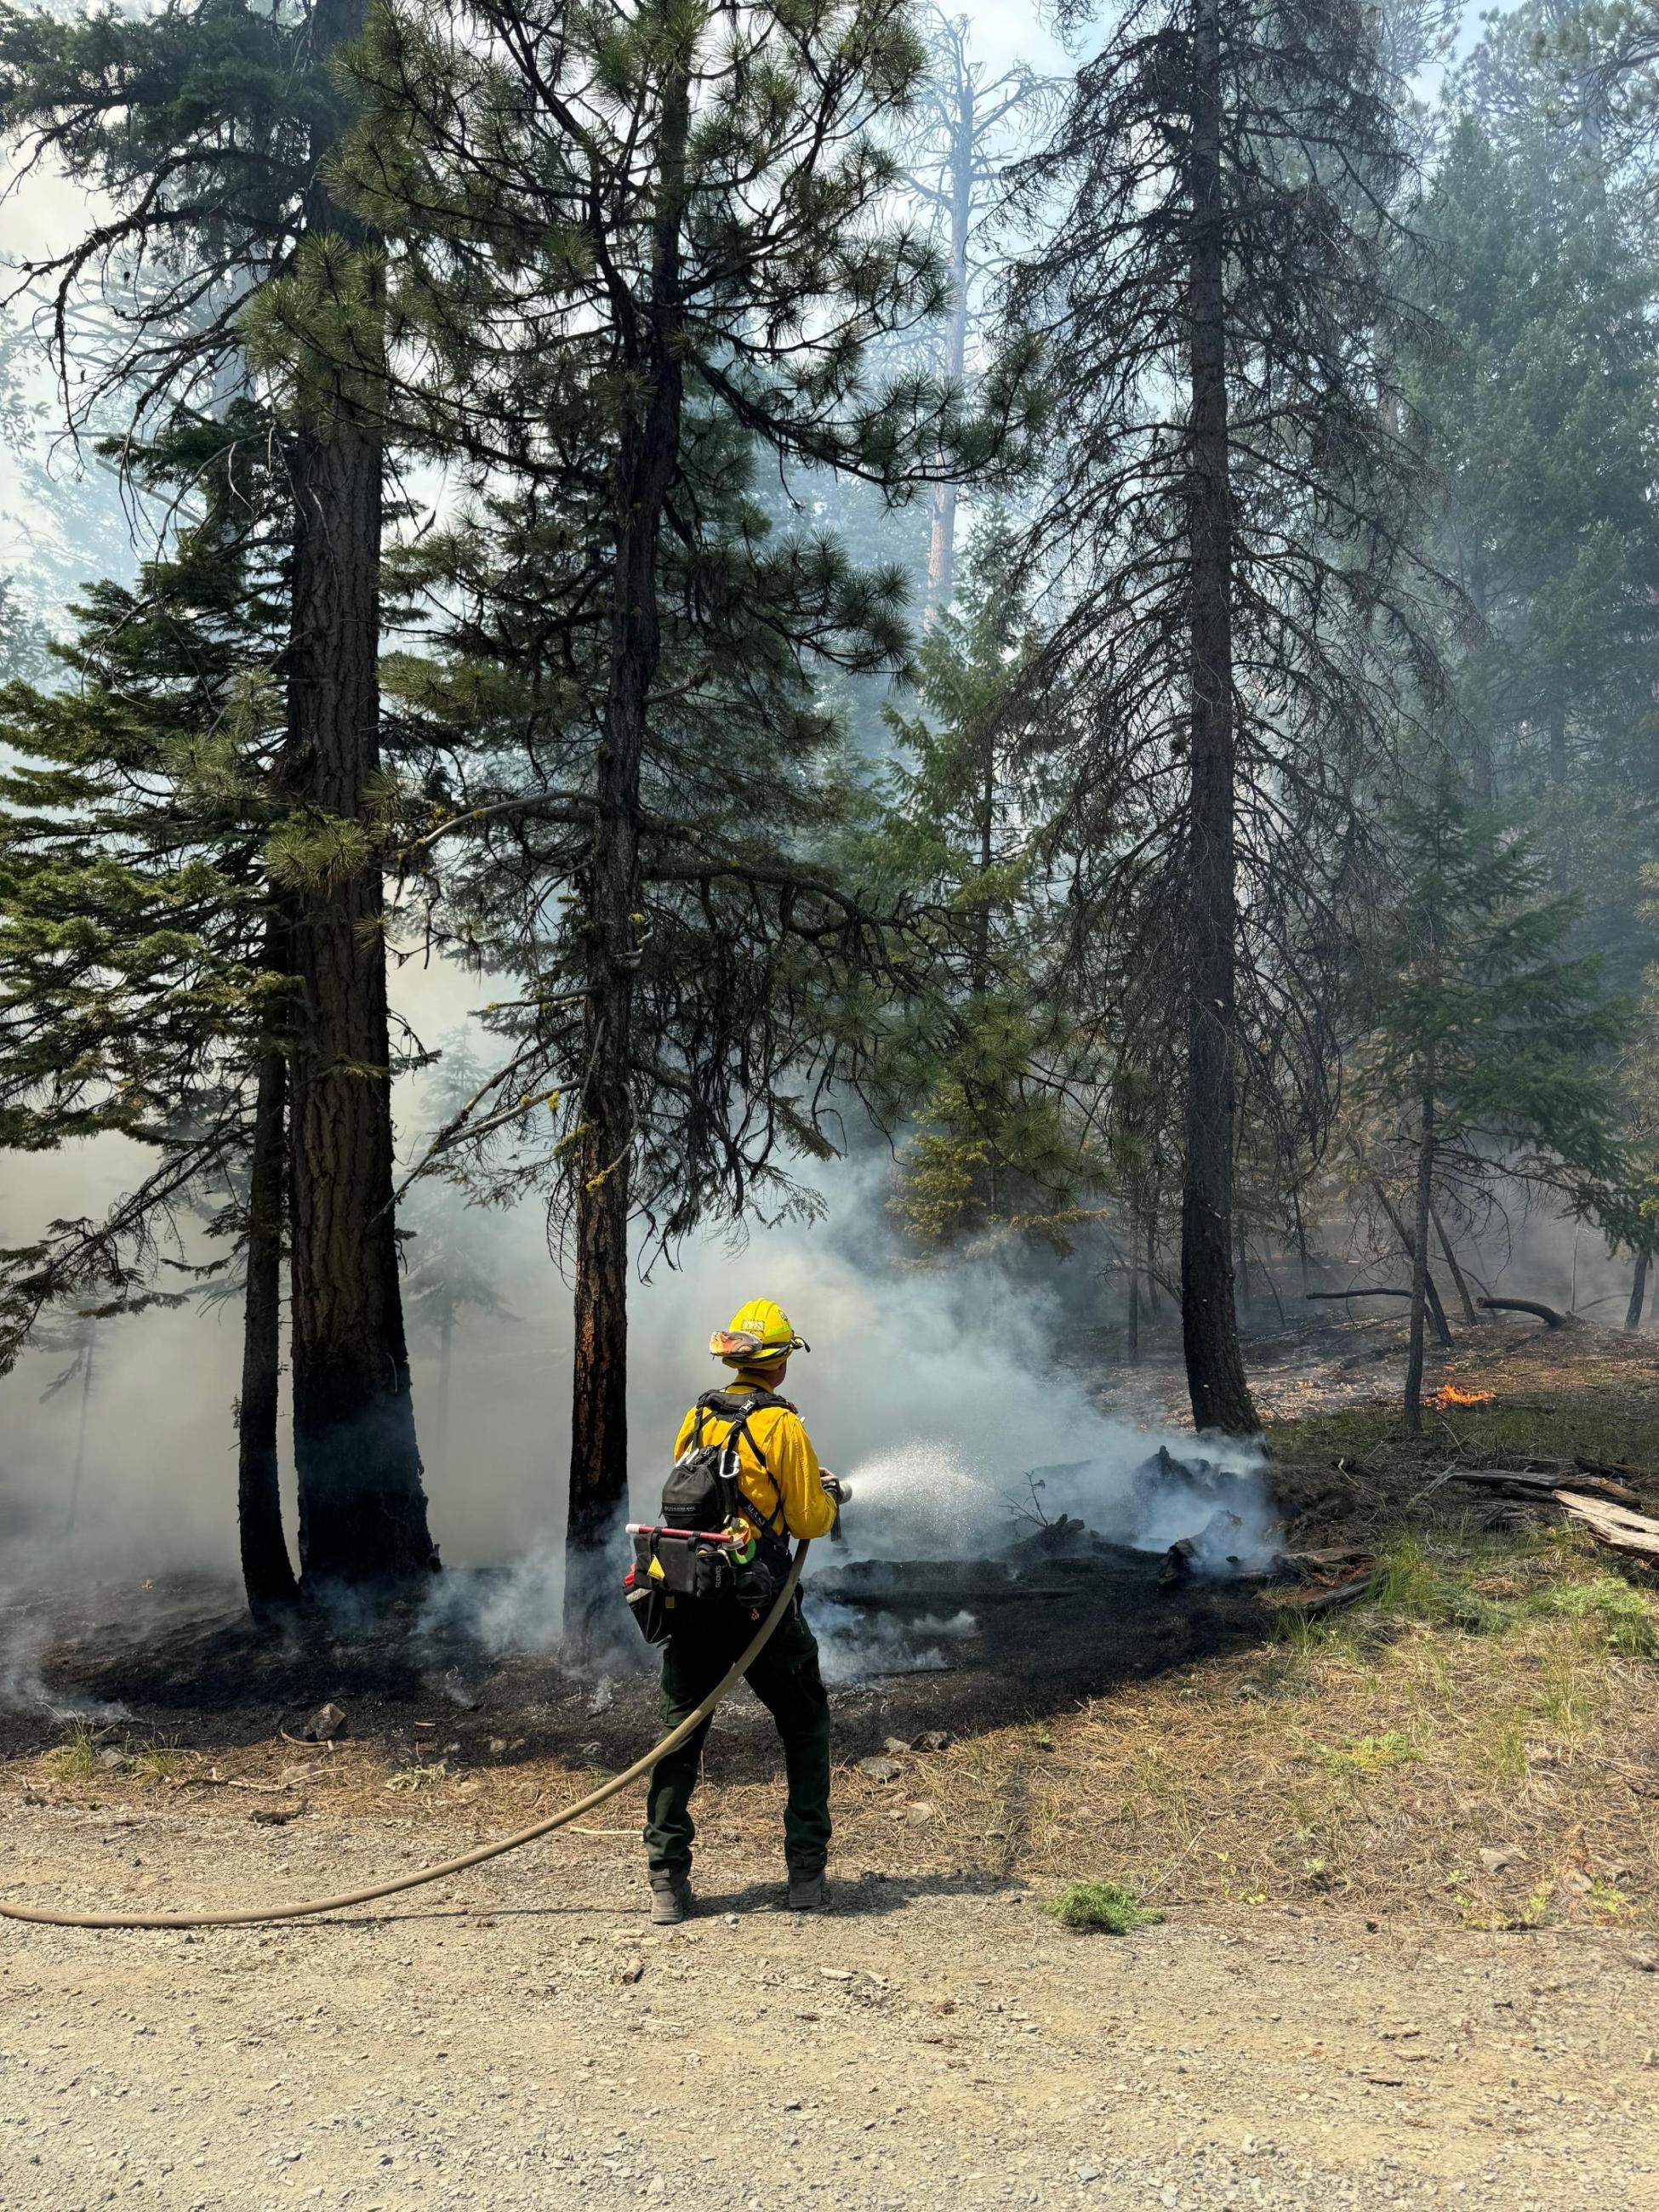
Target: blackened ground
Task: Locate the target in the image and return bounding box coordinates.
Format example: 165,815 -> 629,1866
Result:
0,1551 -> 1268,1782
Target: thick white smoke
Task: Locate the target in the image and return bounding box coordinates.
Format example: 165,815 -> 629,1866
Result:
1,975 -> 1284,1703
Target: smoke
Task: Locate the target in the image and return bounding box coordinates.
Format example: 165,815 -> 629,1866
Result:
1,976 -> 1284,1704
0,1608 -> 128,1723
808,1599 -> 978,1685
415,1544 -> 567,1659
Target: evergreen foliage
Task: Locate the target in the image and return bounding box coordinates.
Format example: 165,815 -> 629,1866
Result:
1359,781 -> 1628,1428
878,516 -> 1099,1252
0,414 -> 287,1369
1410,90 -> 1659,983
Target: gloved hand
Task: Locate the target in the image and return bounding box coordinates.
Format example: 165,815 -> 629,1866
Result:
820,1471 -> 849,1544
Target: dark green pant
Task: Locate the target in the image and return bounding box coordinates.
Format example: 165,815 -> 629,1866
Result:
643,1600 -> 831,1883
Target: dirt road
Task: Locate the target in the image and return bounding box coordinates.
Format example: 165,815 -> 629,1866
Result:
3,1794 -> 1656,2212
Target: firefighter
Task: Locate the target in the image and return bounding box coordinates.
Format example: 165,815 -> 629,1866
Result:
643,1297 -> 841,1924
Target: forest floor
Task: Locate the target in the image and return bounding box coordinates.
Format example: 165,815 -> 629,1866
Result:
4,1306 -> 1659,2208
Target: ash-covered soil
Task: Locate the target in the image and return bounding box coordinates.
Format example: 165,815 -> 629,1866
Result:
0,1547 -> 1269,1779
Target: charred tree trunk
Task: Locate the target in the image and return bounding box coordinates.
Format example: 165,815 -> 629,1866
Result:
925,72 -> 973,621
286,418 -> 432,1588
1403,1077 -> 1435,1435
238,1038 -> 299,1620
1179,0 -> 1257,1438
284,0 -> 433,1589
1626,1251 -> 1649,1334
1431,1203 -> 1479,1326
564,43 -> 690,1643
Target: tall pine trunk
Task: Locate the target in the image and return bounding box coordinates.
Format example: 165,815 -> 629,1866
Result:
283,0 -> 432,1588
1626,1251 -> 1649,1333
924,74 -> 973,620
1179,0 -> 1257,1437
238,1037 -> 299,1618
1403,1077 -> 1435,1434
564,41 -> 690,1643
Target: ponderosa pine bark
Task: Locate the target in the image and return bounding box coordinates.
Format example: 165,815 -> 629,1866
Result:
1626,1251 -> 1649,1332
564,43 -> 690,1639
1179,0 -> 1257,1437
284,0 -> 433,1587
286,414 -> 434,1585
237,1036 -> 299,1618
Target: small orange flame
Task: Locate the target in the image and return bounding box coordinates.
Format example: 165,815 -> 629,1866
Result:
1430,1384 -> 1493,1408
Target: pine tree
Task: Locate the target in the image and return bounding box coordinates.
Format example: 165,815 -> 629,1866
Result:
1,0 -> 437,1583
0,412 -> 302,1610
1409,84 -> 1659,983
878,516 -> 1098,1251
1006,0 -> 1435,1434
1361,781 -> 1627,1432
901,8 -> 1060,615
328,0 -> 1035,1633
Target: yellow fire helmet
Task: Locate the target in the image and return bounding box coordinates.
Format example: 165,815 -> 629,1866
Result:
710,1296 -> 810,1367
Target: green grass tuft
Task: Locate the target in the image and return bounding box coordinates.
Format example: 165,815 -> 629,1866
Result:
1521,1575 -> 1659,1657
134,1738 -> 181,1784
385,1760 -> 449,1793
44,1722 -> 100,1783
1043,1878 -> 1164,1935
1313,1730 -> 1421,1777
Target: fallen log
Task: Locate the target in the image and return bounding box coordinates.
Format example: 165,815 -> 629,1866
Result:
1270,1565 -> 1382,1616
1552,1491 -> 1659,1562
1478,1297 -> 1569,1328
1445,1468 -> 1639,1506
1306,1288 -> 1409,1301
1284,1545 -> 1375,1571
1576,1455 -> 1653,1487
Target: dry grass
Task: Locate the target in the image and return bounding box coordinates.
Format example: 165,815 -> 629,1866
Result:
818,1516 -> 1659,1932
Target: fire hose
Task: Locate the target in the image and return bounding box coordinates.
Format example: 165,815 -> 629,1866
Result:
0,1541 -> 809,1932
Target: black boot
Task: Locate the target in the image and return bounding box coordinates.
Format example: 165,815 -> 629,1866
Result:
650,1874 -> 692,1925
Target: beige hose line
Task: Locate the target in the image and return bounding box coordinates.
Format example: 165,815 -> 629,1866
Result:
0,1543 -> 809,1932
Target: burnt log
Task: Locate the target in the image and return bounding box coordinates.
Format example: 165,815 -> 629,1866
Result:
1446,1468 -> 1639,1506
1272,1566 -> 1382,1616
1478,1297 -> 1569,1328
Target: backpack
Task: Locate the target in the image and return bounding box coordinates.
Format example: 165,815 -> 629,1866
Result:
623,1390 -> 796,1646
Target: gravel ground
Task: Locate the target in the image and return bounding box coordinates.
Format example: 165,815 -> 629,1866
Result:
4,1794 -> 1658,2212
